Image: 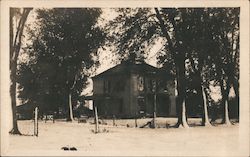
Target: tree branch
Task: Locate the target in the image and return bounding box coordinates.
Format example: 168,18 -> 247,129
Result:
11,8 -> 32,63
154,8 -> 174,53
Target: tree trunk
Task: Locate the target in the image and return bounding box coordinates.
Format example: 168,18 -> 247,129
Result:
223,99 -> 231,125
67,92 -> 74,121
224,68 -> 238,122
9,61 -> 21,134
232,79 -> 239,99
175,64 -> 189,128
94,106 -> 99,133
152,93 -> 157,128
220,79 -> 232,126
201,86 -> 212,126
222,84 -> 232,125
154,8 -> 188,128
175,95 -> 189,128
9,8 -> 20,135
191,57 -> 211,127
9,8 -> 32,135
180,98 -> 189,128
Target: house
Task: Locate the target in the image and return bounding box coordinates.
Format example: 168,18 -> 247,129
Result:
92,58 -> 176,118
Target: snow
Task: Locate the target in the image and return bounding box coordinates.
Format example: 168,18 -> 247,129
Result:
4,118 -> 243,156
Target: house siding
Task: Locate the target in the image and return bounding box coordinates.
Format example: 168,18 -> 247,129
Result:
92,61 -> 176,118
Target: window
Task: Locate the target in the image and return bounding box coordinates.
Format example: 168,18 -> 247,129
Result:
138,76 -> 144,91
104,80 -> 111,94
148,79 -> 156,92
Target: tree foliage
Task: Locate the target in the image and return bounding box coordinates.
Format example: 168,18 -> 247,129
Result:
106,8 -> 162,61
107,7 -> 239,126
17,8 -> 106,117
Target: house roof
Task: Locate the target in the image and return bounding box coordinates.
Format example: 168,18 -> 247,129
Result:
92,60 -> 160,79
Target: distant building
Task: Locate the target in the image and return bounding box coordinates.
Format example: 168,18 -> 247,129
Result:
92,59 -> 176,118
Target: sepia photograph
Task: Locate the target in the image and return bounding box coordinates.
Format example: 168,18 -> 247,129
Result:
0,0 -> 249,156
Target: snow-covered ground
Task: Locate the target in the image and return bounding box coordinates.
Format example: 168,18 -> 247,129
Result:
4,118 -> 243,156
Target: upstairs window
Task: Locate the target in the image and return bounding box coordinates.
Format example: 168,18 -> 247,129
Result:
148,79 -> 156,92
137,76 -> 144,91
104,80 -> 111,94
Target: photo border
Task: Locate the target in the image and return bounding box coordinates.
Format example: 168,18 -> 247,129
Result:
1,0 -> 249,156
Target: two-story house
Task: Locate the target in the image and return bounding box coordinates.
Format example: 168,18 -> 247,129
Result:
92,59 -> 176,118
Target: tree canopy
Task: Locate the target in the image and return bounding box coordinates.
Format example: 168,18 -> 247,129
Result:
17,8 -> 106,116
106,7 -> 239,127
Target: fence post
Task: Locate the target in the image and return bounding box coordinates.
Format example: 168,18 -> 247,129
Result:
113,115 -> 116,126
34,109 -> 36,136
152,93 -> 157,128
34,107 -> 39,136
152,79 -> 157,129
94,106 -> 99,133
135,117 -> 138,128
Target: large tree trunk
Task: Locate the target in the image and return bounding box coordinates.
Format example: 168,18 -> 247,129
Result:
174,63 -> 189,128
174,88 -> 188,128
232,79 -> 239,99
223,99 -> 231,125
66,92 -> 74,121
196,65 -> 211,126
9,8 -> 32,135
191,57 -> 212,127
219,79 -> 232,126
196,78 -> 211,126
9,61 -> 21,134
175,96 -> 189,128
201,86 -> 211,126
9,8 -> 21,135
154,8 -> 189,128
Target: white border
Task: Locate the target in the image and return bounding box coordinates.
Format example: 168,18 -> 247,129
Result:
1,0 -> 249,156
